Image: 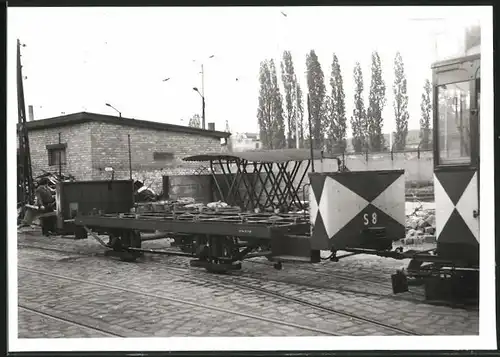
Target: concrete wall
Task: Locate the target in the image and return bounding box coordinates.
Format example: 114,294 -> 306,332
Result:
26,123 -> 93,180
341,150 -> 433,185
90,122 -> 226,194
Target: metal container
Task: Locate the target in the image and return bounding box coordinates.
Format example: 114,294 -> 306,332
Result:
56,179 -> 135,233
164,175 -> 214,204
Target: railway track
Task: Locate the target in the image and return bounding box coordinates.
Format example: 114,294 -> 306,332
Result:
18,244 -> 422,336
20,241 -> 475,312
18,242 -> 420,302
18,305 -> 123,337
246,259 -> 414,294
141,264 -> 420,336
18,266 -> 342,337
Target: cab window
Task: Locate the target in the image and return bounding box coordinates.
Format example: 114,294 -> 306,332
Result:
437,80 -> 472,165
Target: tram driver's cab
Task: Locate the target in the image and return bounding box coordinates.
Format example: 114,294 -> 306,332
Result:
431,53 -> 480,264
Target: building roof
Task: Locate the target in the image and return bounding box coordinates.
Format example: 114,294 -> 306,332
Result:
22,112 -> 231,139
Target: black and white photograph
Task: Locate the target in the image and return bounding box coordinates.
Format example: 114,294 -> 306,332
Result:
8,5 -> 495,353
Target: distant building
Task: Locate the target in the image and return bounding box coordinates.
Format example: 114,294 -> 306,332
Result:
230,132 -> 262,152
19,112 -> 231,193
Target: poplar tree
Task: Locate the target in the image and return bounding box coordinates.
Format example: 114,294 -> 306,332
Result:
367,51 -> 386,152
306,50 -> 326,150
393,52 -> 409,151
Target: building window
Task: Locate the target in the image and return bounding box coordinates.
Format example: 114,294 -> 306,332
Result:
153,152 -> 174,161
437,81 -> 472,165
46,143 -> 67,166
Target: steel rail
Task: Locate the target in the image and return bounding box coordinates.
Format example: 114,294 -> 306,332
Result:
18,305 -> 124,337
18,266 -> 341,337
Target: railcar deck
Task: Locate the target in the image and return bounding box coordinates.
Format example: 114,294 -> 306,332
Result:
75,210 -> 310,239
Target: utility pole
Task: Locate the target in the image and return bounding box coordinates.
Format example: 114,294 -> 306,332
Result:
193,87 -> 205,130
307,94 -> 315,172
17,38 -> 34,207
202,63 -> 206,130
296,82 -> 300,148
194,55 -> 214,129
201,63 -> 206,129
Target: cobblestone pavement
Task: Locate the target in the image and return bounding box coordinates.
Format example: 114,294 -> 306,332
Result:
17,230 -> 479,338
18,307 -> 109,338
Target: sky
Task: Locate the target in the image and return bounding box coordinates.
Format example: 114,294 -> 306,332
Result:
8,6 -> 483,135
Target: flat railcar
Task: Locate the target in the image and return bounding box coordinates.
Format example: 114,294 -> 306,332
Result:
74,149 -> 407,272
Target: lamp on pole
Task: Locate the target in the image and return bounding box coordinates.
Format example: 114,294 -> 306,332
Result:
105,103 -> 121,118
193,87 -> 205,130
193,55 -> 215,129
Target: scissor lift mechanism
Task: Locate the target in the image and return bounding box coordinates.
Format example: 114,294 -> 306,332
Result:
184,149 -> 325,212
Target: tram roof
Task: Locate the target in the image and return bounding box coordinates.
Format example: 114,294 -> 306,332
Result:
431,53 -> 480,69
183,149 -> 327,163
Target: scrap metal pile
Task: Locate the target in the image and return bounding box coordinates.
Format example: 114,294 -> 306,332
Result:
133,197 -> 236,215
18,171 -> 75,226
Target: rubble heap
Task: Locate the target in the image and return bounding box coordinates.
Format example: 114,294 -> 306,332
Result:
403,203 -> 436,245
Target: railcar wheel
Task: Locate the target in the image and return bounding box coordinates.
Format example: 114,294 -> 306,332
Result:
196,235 -> 242,273
107,230 -> 142,262
74,226 -> 88,239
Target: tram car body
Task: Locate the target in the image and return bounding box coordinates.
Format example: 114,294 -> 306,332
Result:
390,52 -> 481,302
431,53 -> 480,265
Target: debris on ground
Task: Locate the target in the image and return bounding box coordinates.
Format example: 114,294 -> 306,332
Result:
403,201 -> 436,245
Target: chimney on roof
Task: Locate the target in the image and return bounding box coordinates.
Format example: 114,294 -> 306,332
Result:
207,122 -> 215,131
28,105 -> 34,121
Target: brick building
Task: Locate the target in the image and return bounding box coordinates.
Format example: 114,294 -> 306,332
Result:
22,112 -> 230,194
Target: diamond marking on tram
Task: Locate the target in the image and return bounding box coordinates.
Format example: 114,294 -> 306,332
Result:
455,172 -> 479,242
437,169 -> 476,205
318,176 -> 369,238
434,174 -> 455,239
309,184 -> 319,225
371,174 -> 406,226
332,171 -> 401,202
